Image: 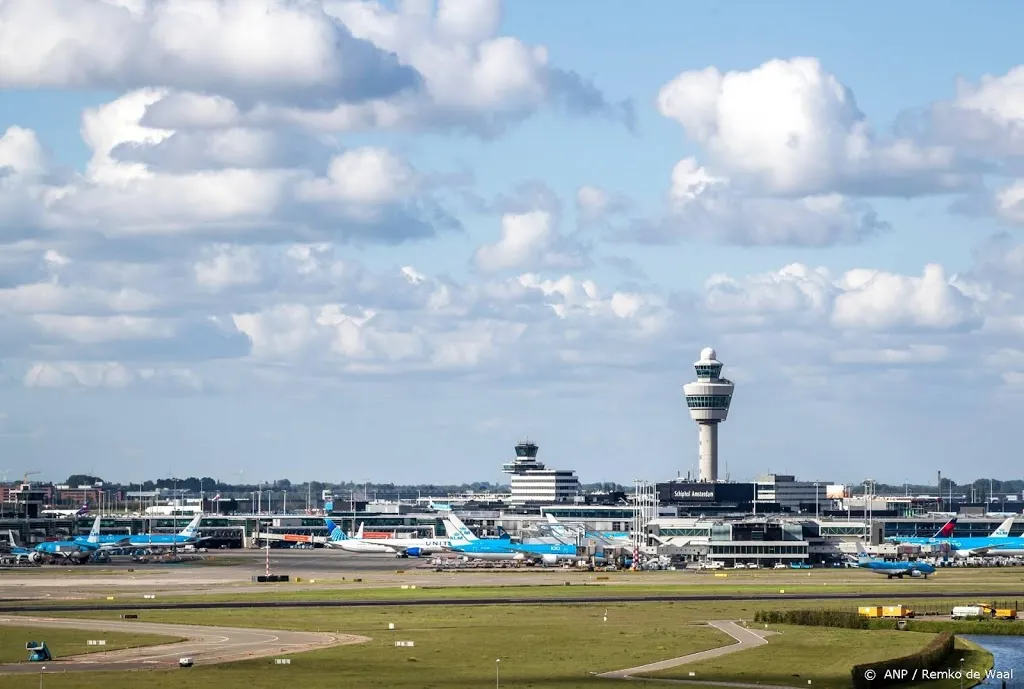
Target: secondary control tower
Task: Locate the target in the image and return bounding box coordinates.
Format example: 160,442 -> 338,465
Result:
682,347 -> 735,483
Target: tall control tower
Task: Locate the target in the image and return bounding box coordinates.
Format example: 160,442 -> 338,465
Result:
682,347 -> 735,483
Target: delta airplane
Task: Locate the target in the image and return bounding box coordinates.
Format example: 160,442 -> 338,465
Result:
323,519 -> 454,557
441,514 -> 579,565
885,517 -> 958,545
124,514 -> 205,550
40,503 -> 90,518
853,541 -> 936,579
889,517 -> 1024,557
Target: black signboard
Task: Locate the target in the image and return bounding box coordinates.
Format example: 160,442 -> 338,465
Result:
657,482 -> 754,504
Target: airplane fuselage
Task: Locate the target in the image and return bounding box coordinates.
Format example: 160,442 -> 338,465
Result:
858,560 -> 935,578
892,536 -> 1024,556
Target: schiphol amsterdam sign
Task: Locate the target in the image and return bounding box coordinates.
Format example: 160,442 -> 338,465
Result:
673,489 -> 715,500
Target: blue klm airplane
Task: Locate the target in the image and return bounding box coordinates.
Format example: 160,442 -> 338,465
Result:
124,514 -> 205,550
853,541 -> 936,579
33,515 -> 130,564
441,514 -> 579,565
887,516 -> 1024,557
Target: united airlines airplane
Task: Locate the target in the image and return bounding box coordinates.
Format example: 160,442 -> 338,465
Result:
323,518 -> 454,557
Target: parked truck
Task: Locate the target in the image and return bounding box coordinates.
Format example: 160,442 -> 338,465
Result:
952,605 -> 994,619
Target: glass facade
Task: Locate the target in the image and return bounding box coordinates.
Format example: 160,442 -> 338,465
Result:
686,395 -> 732,409
710,543 -> 806,555
694,364 -> 723,379
660,527 -> 713,537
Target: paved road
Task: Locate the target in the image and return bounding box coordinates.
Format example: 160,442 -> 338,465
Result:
0,615 -> 369,673
597,621 -> 802,688
598,620 -> 771,681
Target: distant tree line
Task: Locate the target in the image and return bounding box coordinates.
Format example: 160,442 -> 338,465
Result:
867,478 -> 1024,495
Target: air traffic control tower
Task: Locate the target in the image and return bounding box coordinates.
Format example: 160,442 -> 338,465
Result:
682,347 -> 735,483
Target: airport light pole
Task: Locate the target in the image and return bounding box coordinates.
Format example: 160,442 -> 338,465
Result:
496,658 -> 500,688
814,482 -> 819,519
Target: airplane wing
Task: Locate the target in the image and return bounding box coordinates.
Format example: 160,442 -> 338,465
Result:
965,543 -> 1017,556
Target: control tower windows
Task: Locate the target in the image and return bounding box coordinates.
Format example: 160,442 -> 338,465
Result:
694,364 -> 723,379
686,395 -> 732,410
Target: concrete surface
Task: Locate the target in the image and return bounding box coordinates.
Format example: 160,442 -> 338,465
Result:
597,620 -> 791,687
0,615 -> 369,673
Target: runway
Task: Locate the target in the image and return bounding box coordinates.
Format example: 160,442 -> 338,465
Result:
6,588 -> 1023,612
0,615 -> 369,673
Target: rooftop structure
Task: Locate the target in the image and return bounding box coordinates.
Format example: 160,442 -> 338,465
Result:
502,441 -> 579,505
682,347 -> 735,483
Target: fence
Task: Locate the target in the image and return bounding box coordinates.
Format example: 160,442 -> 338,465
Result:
847,600 -> 1024,617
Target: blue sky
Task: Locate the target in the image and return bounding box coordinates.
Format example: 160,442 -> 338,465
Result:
1,0 -> 1023,487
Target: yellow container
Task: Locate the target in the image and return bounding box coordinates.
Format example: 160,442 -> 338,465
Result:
858,606 -> 882,617
995,609 -> 1017,620
882,605 -> 912,618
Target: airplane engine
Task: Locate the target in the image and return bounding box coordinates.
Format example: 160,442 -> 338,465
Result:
29,551 -> 44,564
406,548 -> 422,557
541,554 -> 558,565
909,569 -> 924,577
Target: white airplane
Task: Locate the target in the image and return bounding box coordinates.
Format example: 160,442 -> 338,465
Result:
323,519 -> 456,558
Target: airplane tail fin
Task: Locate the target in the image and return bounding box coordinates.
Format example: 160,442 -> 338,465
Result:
933,517 -> 957,538
496,526 -> 511,540
991,516 -> 1015,538
355,522 -> 364,539
8,529 -> 19,547
853,540 -> 870,561
546,513 -> 559,524
325,518 -> 346,540
77,502 -> 90,517
86,515 -> 102,544
442,519 -> 468,545
179,513 -> 202,538
445,514 -> 477,542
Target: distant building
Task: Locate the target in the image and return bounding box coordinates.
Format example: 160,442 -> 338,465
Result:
756,474 -> 829,512
502,441 -> 579,505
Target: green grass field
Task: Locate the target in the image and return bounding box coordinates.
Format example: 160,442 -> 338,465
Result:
646,626 -> 995,689
2,603 -> 734,688
2,598 -> 1010,689
646,624 -> 937,687
0,625 -> 180,664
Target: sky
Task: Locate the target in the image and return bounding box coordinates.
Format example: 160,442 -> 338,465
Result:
1,0 -> 1024,487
